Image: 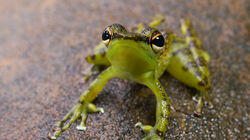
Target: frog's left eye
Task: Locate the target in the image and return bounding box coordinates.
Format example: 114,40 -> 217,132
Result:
102,27 -> 112,46
150,33 -> 165,52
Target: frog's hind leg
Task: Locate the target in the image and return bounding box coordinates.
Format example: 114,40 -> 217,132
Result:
83,42 -> 111,82
180,19 -> 202,49
180,19 -> 211,62
180,19 -> 213,116
134,14 -> 166,33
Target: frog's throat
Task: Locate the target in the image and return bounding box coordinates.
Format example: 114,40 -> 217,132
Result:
107,39 -> 157,76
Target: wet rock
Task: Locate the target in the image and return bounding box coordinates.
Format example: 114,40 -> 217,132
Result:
0,0 -> 248,139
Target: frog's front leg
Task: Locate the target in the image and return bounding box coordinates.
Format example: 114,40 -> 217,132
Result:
83,42 -> 111,81
49,67 -> 116,139
136,79 -> 171,140
85,42 -> 110,66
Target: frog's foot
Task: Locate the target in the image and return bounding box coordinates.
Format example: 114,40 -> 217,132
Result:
193,93 -> 214,117
194,95 -> 203,117
207,101 -> 214,109
135,122 -> 164,140
48,102 -> 104,139
192,94 -> 199,102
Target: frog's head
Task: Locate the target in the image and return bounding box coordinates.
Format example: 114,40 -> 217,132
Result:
101,24 -> 168,75
102,24 -> 166,53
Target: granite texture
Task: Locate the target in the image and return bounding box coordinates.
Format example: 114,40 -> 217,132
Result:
0,0 -> 249,139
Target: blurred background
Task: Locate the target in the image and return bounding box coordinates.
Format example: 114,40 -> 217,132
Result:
0,0 -> 249,139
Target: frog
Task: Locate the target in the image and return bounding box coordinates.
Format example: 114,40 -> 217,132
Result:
49,15 -> 212,140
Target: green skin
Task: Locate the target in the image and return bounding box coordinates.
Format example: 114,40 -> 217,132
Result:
49,16 -> 211,140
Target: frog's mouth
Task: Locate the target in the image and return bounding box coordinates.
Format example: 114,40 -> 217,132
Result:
107,39 -> 157,75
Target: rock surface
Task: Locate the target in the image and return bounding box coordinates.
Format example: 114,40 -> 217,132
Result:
0,0 -> 249,139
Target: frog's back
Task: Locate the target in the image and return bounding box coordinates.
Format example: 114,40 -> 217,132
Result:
166,39 -> 211,92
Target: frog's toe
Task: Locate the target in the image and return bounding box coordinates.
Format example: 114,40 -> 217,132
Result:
208,101 -> 214,109
48,103 -> 83,139
192,94 -> 199,102
192,91 -> 207,117
48,134 -> 57,140
194,96 -> 203,117
135,122 -> 163,140
76,124 -> 87,131
194,110 -> 202,117
135,122 -> 153,133
75,103 -> 104,131
76,108 -> 88,131
87,103 -> 104,113
98,107 -> 104,113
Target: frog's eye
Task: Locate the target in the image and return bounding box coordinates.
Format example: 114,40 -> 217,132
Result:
150,33 -> 165,52
102,27 -> 112,46
102,24 -> 127,47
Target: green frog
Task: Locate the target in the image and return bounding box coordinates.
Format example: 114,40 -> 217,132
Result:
49,15 -> 212,140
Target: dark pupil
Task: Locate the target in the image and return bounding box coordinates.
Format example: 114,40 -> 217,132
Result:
152,35 -> 164,47
102,30 -> 111,41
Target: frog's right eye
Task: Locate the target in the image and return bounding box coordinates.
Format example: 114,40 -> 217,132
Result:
102,27 -> 112,46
